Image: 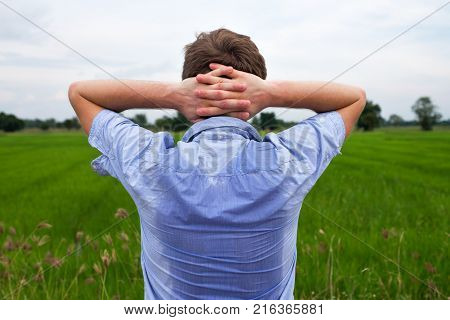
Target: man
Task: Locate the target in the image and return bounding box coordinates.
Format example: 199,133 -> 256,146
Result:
68,28 -> 366,299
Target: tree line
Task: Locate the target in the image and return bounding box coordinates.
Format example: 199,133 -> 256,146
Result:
0,113 -> 80,132
133,111 -> 299,132
357,96 -> 443,131
0,96 -> 446,133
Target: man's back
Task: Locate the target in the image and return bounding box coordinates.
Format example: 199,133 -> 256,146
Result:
69,28 -> 365,299
88,109 -> 346,299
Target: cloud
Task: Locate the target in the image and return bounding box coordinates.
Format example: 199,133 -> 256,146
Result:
0,1 -> 50,42
0,89 -> 15,102
0,0 -> 449,121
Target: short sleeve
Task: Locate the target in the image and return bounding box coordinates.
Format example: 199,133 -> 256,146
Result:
87,109 -> 154,178
275,111 -> 346,184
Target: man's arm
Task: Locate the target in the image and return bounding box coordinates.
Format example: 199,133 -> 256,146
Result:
68,80 -> 178,134
195,63 -> 366,137
266,81 -> 366,136
68,66 -> 252,134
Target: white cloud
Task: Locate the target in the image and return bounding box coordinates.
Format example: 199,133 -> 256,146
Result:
0,89 -> 15,102
0,0 -> 449,121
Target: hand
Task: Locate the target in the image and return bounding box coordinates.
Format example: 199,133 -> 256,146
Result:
173,65 -> 252,123
194,63 -> 272,119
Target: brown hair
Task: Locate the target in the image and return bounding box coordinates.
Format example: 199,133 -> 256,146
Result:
182,28 -> 267,80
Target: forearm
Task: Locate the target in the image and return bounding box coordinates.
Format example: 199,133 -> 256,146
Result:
68,68 -> 252,134
68,79 -> 181,134
194,63 -> 365,137
264,80 -> 365,136
266,80 -> 364,113
69,80 -> 178,112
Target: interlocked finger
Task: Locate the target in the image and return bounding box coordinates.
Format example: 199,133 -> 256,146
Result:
211,82 -> 246,92
207,65 -> 234,77
196,73 -> 232,85
197,105 -> 249,117
209,63 -> 241,79
195,89 -> 241,100
211,99 -> 251,109
227,111 -> 250,120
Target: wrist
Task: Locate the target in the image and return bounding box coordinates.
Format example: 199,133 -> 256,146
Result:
264,81 -> 285,108
251,80 -> 276,113
164,82 -> 183,111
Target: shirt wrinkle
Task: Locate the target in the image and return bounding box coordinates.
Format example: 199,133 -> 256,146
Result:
88,110 -> 346,300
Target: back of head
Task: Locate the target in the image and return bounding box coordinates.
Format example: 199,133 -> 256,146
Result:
182,28 -> 267,80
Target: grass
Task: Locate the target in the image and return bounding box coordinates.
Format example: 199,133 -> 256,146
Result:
0,128 -> 448,299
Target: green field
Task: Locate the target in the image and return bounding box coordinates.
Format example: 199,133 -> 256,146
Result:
0,128 -> 448,299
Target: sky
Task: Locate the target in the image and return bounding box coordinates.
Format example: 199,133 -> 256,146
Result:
0,0 -> 449,123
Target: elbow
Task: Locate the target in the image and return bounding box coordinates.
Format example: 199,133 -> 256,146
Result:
68,81 -> 80,95
68,81 -> 82,105
68,81 -> 78,101
359,88 -> 366,102
358,88 -> 366,110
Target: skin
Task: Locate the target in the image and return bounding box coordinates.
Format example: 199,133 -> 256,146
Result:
68,63 -> 366,138
68,65 -> 251,134
195,63 -> 367,137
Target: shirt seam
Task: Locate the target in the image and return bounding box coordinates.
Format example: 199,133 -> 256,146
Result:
328,111 -> 346,148
146,157 -> 310,177
88,109 -> 114,156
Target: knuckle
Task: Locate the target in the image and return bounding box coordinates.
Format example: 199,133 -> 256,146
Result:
200,107 -> 211,115
216,91 -> 224,99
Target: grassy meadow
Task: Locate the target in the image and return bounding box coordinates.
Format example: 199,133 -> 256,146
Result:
0,128 -> 448,299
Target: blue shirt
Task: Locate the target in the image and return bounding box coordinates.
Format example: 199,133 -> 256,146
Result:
88,109 -> 346,300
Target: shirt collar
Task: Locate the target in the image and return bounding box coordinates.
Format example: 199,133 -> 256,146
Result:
182,116 -> 262,142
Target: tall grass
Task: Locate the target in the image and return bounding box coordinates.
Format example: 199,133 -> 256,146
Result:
0,209 -> 143,299
0,129 -> 448,299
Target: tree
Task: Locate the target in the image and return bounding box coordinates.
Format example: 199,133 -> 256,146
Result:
132,113 -> 148,127
40,122 -> 50,131
388,114 -> 404,126
39,118 -> 56,131
411,97 -> 441,131
71,117 -> 81,130
63,119 -> 73,130
0,112 -> 25,132
357,100 -> 382,131
62,117 -> 81,130
259,112 -> 278,130
171,112 -> 190,132
250,115 -> 261,129
24,119 -> 42,128
45,118 -> 56,128
251,112 -> 295,131
154,116 -> 173,131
